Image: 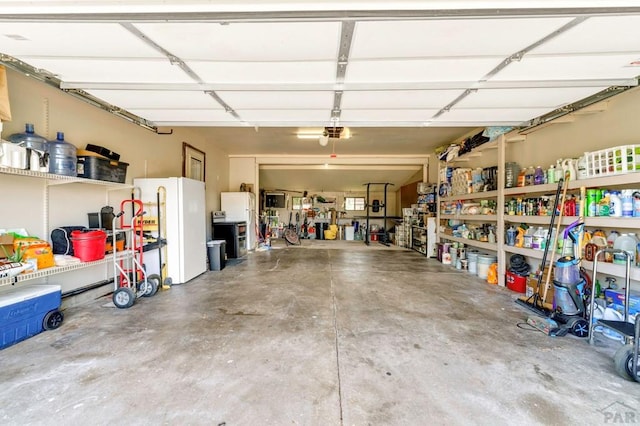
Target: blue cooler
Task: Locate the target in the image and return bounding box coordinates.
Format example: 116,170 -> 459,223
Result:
0,284 -> 63,350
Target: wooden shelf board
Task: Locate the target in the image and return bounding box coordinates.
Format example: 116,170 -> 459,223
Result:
438,233 -> 497,252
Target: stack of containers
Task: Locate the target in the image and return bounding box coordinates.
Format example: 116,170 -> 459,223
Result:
5,123 -> 48,171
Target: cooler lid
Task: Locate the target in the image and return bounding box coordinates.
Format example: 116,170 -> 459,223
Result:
0,284 -> 61,308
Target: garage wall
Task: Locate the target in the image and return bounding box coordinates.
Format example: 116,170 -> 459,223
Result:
0,68 -> 229,302
1,68 -> 229,227
229,157 -> 257,192
505,86 -> 640,166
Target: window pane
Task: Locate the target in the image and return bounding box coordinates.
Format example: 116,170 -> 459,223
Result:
292,197 -> 302,210
345,197 -> 365,211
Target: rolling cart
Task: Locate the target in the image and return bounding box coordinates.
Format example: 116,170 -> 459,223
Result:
111,200 -> 158,309
588,248 -> 639,382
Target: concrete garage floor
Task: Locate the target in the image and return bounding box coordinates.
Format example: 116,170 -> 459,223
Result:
1,241 -> 637,425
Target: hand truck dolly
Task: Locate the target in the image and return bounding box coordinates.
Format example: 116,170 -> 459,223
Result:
111,200 -> 158,309
588,248 -> 639,382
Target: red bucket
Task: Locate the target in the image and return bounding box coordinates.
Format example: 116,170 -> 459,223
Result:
506,271 -> 527,293
71,230 -> 107,262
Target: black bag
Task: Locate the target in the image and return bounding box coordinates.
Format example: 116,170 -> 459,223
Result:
51,226 -> 87,255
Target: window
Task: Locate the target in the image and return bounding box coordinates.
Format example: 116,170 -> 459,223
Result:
345,197 -> 365,211
292,197 -> 302,210
292,197 -> 312,210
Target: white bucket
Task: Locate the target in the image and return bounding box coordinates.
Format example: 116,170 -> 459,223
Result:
345,226 -> 355,241
467,251 -> 479,275
477,254 -> 497,279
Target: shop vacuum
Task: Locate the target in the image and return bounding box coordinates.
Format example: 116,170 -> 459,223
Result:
550,255 -> 590,337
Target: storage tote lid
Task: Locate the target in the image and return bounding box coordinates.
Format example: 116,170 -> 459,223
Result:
0,284 -> 61,308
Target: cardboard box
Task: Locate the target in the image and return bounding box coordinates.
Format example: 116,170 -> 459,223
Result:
525,269 -> 555,308
604,288 -> 640,316
0,234 -> 14,259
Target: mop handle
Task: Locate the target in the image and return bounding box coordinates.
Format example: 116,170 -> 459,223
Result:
537,178 -> 564,290
542,174 -> 571,302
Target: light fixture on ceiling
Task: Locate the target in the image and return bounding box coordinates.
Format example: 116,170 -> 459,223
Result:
296,126 -> 351,146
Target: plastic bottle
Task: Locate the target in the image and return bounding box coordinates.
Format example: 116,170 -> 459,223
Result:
525,166 -> 535,186
554,159 -> 564,181
621,189 -> 634,217
547,165 -> 556,184
532,226 -> 546,250
517,168 -> 526,187
613,233 -> 638,264
487,228 -> 496,244
48,131 -> 77,177
506,226 -> 517,246
523,227 -> 534,248
533,166 -> 545,185
576,154 -> 588,179
634,191 -> 640,217
609,191 -> 622,217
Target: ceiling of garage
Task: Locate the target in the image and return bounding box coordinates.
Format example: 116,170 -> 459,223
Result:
1,1 -> 640,192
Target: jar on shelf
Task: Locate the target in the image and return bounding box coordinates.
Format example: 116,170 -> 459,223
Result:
505,162 -> 520,188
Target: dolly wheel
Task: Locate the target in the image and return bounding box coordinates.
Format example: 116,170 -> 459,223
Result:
570,319 -> 589,338
143,275 -> 160,297
614,344 -> 640,382
113,287 -> 135,309
43,310 -> 64,330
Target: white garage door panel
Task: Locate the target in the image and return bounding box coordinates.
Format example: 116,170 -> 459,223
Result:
0,23 -> 163,58
218,91 -> 334,109
86,90 -> 222,109
19,58 -> 193,84
531,15 -> 640,55
341,90 -> 464,109
187,61 -> 336,84
351,17 -> 573,59
346,58 -> 501,83
457,87 -> 609,109
134,22 -> 342,61
492,54 -> 640,81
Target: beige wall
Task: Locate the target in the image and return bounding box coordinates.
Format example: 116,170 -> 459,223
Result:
0,68 -> 230,301
229,157 -> 257,193
2,68 -> 230,214
505,86 -> 640,167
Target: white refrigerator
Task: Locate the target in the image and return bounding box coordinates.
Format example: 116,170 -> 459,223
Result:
221,192 -> 257,251
134,177 -> 207,284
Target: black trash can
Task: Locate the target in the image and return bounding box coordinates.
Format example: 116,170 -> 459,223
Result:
206,240 -> 226,271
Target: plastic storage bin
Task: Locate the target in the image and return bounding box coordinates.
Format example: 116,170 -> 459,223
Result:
0,284 -> 63,349
583,144 -> 640,178
77,155 -> 128,183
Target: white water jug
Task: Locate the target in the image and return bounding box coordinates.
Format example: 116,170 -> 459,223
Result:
561,158 -> 577,181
